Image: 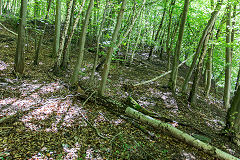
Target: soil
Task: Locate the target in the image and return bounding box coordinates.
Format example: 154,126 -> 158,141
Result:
0,21 -> 239,160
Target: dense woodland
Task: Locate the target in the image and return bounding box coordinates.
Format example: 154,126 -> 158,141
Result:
0,0 -> 240,159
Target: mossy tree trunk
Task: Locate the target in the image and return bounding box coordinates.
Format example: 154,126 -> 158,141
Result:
226,85 -> 240,146
126,107 -> 239,159
168,0 -> 189,94
14,0 -> 27,74
70,0 -> 94,85
99,0 -> 126,95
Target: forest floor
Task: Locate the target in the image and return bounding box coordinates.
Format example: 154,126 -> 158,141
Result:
0,21 -> 240,160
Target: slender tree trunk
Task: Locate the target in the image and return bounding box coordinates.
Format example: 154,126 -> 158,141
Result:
52,0 -> 61,58
33,0 -> 52,65
89,0 -> 109,84
130,12 -> 144,63
188,32 -> 211,105
34,0 -> 37,51
168,0 -> 189,94
70,0 -> 94,85
166,0 -> 176,70
235,66 -> 240,91
99,0 -> 126,95
53,0 -> 74,74
116,0 -> 145,49
148,0 -> 167,61
61,0 -> 86,69
182,0 -> 222,93
14,0 -> 27,74
224,2 -> 232,109
0,0 -> 2,15
204,40 -> 213,97
61,0 -> 76,69
167,14 -> 181,71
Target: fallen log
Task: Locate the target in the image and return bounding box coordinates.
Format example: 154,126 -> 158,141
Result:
0,22 -> 18,36
134,54 -> 194,87
125,107 -> 239,160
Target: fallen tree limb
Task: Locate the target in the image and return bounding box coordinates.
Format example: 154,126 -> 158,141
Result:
126,96 -> 158,117
0,22 -> 18,36
134,54 -> 194,87
125,107 -> 239,160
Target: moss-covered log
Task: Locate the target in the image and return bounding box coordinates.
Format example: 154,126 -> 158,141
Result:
125,107 -> 239,160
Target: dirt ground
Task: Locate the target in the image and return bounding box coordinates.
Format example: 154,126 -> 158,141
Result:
0,21 -> 240,159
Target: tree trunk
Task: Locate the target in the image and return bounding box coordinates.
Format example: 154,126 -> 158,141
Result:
52,0 -> 61,58
166,0 -> 176,70
130,17 -> 143,63
235,66 -> 240,91
182,0 -> 222,93
168,0 -> 189,94
126,107 -> 239,160
89,0 -> 109,84
53,0 -> 74,74
224,2 -> 232,109
204,42 -> 213,97
99,0 -> 126,95
33,0 -> 53,65
61,0 -> 86,70
188,32 -> 211,105
70,0 -> 94,85
225,85 -> 240,146
14,0 -> 27,74
0,0 -> 2,15
148,0 -> 166,61
167,14 -> 181,71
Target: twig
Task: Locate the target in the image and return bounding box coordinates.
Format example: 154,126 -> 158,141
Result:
80,92 -> 108,140
0,127 -> 13,129
133,139 -> 155,159
83,91 -> 96,106
0,22 -> 18,36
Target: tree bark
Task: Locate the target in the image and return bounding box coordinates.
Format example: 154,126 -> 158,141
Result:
168,0 -> 189,94
70,0 -> 94,85
226,85 -> 240,146
224,2 -> 232,109
53,0 -> 74,74
188,32 -> 211,105
14,0 -> 27,74
99,0 -> 126,95
204,41 -> 213,97
235,66 -> 240,91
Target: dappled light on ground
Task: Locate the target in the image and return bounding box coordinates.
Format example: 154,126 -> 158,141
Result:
0,60 -> 9,71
